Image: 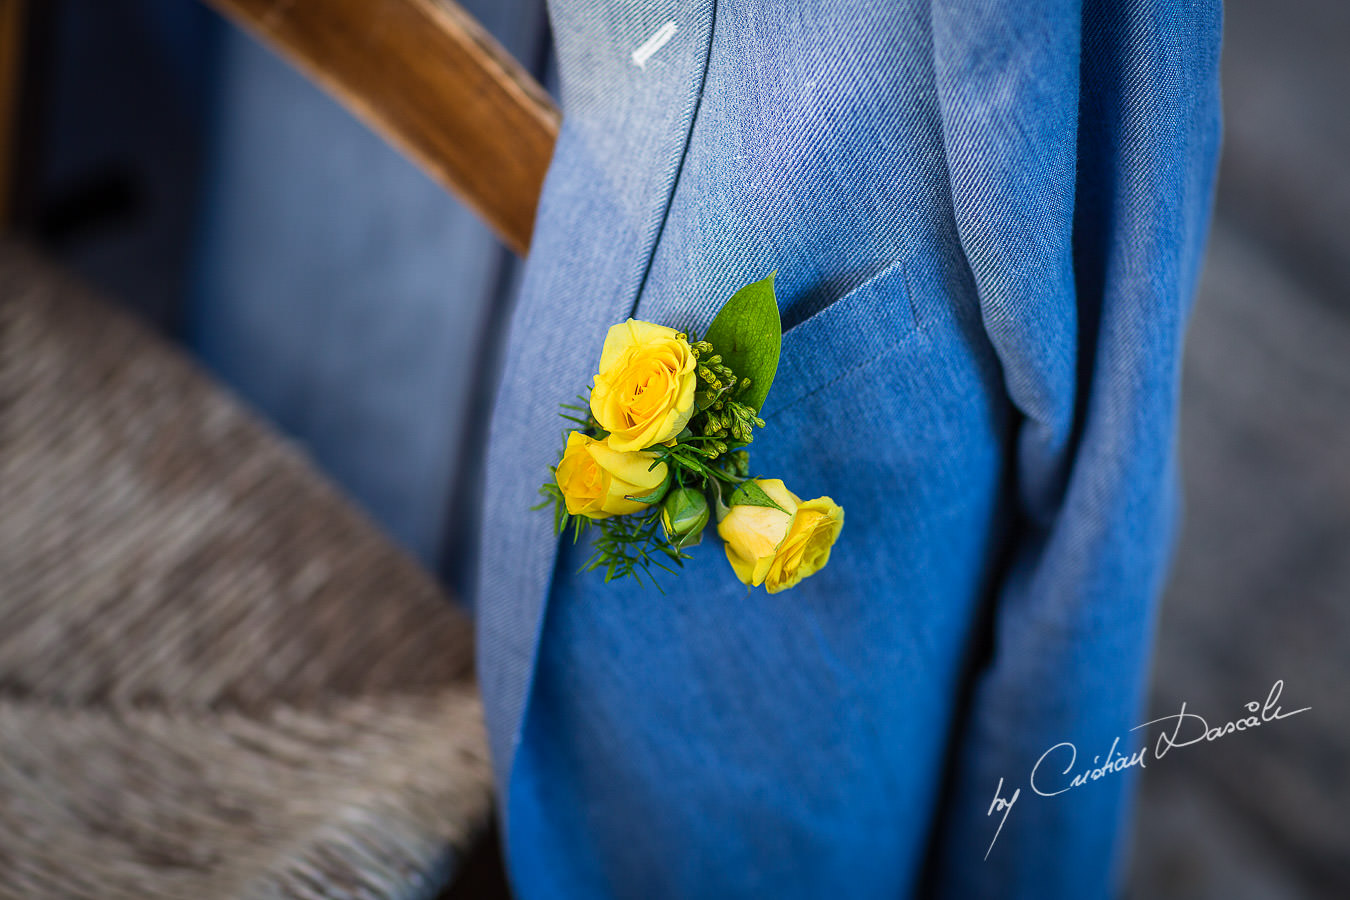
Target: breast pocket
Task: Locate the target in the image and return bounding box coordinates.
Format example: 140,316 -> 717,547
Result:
760,257 -> 920,419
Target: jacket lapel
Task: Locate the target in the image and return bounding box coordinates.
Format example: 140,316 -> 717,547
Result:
476,0 -> 716,792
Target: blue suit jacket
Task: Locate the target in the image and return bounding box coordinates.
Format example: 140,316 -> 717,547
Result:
476,1 -> 1220,896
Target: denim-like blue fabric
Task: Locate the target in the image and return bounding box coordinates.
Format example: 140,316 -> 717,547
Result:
477,1 -> 1221,897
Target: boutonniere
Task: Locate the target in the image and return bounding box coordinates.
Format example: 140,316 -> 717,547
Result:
537,274 -> 844,592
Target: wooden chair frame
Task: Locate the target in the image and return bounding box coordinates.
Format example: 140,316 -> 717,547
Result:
205,0 -> 560,256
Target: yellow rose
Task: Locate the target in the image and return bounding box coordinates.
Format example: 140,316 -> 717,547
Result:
555,431 -> 669,519
590,319 -> 698,452
717,479 -> 844,594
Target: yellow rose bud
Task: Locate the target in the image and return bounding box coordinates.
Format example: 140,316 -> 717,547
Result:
555,431 -> 669,519
590,319 -> 698,452
717,478 -> 844,594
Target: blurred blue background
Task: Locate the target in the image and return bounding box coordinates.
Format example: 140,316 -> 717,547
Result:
26,0 -> 552,604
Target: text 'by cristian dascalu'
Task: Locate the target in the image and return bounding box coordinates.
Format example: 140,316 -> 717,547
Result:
982,679 -> 1310,860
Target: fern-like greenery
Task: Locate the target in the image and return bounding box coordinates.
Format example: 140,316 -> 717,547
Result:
537,332 -> 768,589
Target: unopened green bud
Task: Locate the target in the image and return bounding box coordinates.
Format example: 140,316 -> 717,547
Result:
661,487 -> 710,545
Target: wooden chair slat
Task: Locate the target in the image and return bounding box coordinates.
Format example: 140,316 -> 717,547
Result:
205,0 -> 560,256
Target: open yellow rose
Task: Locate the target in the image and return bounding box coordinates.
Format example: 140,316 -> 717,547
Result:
555,431 -> 668,519
717,478 -> 844,593
590,319 -> 698,452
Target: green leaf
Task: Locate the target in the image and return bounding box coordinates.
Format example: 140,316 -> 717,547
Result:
703,272 -> 781,413
710,479 -> 732,522
728,479 -> 789,514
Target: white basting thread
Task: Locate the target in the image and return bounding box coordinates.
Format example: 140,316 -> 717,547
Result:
632,21 -> 678,68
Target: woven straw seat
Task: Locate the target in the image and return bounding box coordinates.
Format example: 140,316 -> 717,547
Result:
0,244 -> 492,898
